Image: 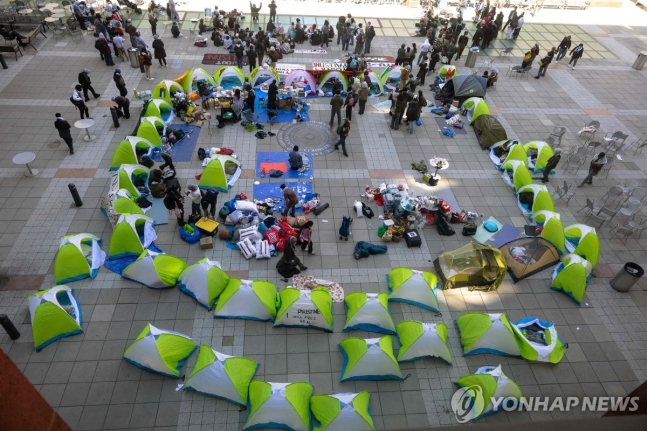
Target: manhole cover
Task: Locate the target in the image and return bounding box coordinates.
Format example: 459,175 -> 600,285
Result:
48,140 -> 61,149
276,121 -> 337,156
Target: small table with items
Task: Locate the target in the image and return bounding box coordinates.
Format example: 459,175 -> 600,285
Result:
423,157 -> 449,186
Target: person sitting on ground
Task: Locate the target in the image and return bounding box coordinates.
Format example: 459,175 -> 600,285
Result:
486,67 -> 498,87
288,145 -> 304,170
149,169 -> 167,197
276,236 -> 307,281
171,21 -> 180,38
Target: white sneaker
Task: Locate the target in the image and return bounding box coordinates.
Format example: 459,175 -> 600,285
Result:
571,66 -> 575,70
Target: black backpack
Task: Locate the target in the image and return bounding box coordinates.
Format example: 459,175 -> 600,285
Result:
197,147 -> 207,160
462,221 -> 477,236
436,212 -> 456,236
361,202 -> 374,218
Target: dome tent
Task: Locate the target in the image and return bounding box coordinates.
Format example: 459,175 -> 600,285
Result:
176,67 -> 217,92
310,391 -> 375,431
455,365 -> 523,422
28,285 -> 83,351
110,136 -> 155,170
365,71 -> 385,95
136,118 -> 163,146
318,70 -> 349,94
439,64 -> 457,79
387,267 -> 440,312
535,211 -> 565,254
214,279 -> 279,321
177,258 -> 229,310
434,242 -> 507,292
378,65 -> 404,90
513,316 -> 566,363
244,381 -> 313,431
551,253 -> 593,305
474,115 -> 508,149
488,139 -> 520,167
343,292 -> 395,335
54,233 -> 105,284
184,345 -> 259,406
214,66 -> 246,90
122,323 -> 197,377
274,287 -> 333,332
499,237 -> 560,282
501,160 -> 532,191
442,74 -> 486,105
117,164 -> 150,197
339,336 -> 403,382
283,69 -> 318,95
516,184 -> 555,216
462,97 -> 490,124
500,144 -> 528,170
143,98 -> 173,120
564,223 -> 600,267
152,80 -> 185,102
249,65 -> 280,89
100,182 -> 145,228
198,156 -> 242,192
121,250 -> 186,288
108,214 -> 157,260
395,321 -> 452,364
523,141 -> 555,173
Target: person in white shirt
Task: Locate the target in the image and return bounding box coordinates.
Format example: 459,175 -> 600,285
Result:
418,39 -> 430,65
185,184 -> 203,216
113,34 -> 126,61
70,85 -> 91,119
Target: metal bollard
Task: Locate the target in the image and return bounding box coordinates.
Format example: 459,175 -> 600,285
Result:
110,106 -> 120,128
68,183 -> 83,207
0,53 -> 7,70
0,314 -> 20,340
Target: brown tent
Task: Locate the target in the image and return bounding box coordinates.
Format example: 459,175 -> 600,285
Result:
474,114 -> 508,149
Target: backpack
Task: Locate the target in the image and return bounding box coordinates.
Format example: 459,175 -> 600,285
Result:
366,27 -> 375,39
336,125 -> 343,135
139,54 -> 145,65
347,96 -> 355,107
344,27 -> 352,38
197,147 -> 207,160
462,221 -> 477,236
361,203 -> 374,218
349,58 -> 358,69
356,34 -> 364,44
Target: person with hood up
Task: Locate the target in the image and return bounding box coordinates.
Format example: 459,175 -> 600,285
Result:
78,69 -> 100,101
578,152 -> 607,187
534,47 -> 555,79
568,43 -> 584,70
152,34 -> 167,67
276,236 -> 307,281
541,148 -> 562,183
418,38 -> 431,65
555,35 -> 571,63
113,68 -> 127,97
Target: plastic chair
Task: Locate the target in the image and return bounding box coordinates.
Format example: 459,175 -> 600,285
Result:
507,65 -> 520,77
629,187 -> 647,205
602,158 -> 615,178
627,217 -> 647,239
588,213 -> 607,229
516,65 -> 532,80
597,206 -> 618,226
620,180 -> 638,196
602,186 -> 626,207
628,133 -> 647,155
553,182 -> 575,205
500,47 -> 513,57
611,223 -> 635,244
575,146 -> 589,159
620,201 -> 642,220
577,198 -> 601,217
563,154 -> 582,172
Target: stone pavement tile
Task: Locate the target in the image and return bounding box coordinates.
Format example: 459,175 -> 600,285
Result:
76,341 -> 104,361
39,383 -> 67,408
265,354 -> 288,374
111,303 -> 137,321
44,361 -> 74,384
103,404 -> 134,430
384,415 -> 409,430
86,381 -> 116,406
136,379 -> 164,403
60,382 -> 92,407
580,342 -> 608,362
52,342 -> 82,362
116,361 -> 142,381
611,360 -> 638,381
7,342 -> 33,364
402,391 -> 427,415
77,405 -> 109,431
68,361 -> 98,383
90,304 -> 116,322
379,391 -> 406,415
572,363 -> 601,383
156,401 -> 182,427
93,360 -> 121,382
130,402 -> 159,428
56,406 -> 83,430
111,380 -> 140,404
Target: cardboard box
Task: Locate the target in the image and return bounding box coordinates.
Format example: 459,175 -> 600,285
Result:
200,236 -> 213,249
184,117 -> 194,124
195,120 -> 204,127
452,100 -> 459,107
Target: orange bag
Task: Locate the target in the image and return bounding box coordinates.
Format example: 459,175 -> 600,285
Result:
188,92 -> 200,101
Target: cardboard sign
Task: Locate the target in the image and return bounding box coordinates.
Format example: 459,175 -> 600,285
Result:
274,63 -> 306,75
312,62 -> 346,71
202,53 -> 249,66
363,56 -> 395,62
367,62 -> 394,68
293,49 -> 327,54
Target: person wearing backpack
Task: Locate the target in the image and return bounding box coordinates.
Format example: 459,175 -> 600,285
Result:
78,69 -> 100,102
348,56 -> 358,72
140,48 -> 154,80
358,81 -> 369,115
201,188 -> 219,218
364,21 -> 375,54
406,96 -> 420,134
344,91 -> 357,122
341,23 -> 351,51
354,29 -> 364,55
334,119 -> 351,157
320,20 -> 330,48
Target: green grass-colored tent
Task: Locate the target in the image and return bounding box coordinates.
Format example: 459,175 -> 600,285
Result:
108,214 -> 156,260
500,144 -> 528,170
214,279 -> 279,321
343,292 -> 395,335
136,119 -> 162,146
463,97 -> 490,124
152,80 -> 185,102
117,164 -> 150,196
110,136 -> 154,170
27,286 -> 83,351
535,211 -> 565,254
176,67 -> 217,92
198,156 -> 242,192
564,223 -> 600,268
54,233 -> 105,284
523,141 -> 554,173
244,381 -> 313,431
434,243 -> 507,292
249,66 -> 280,89
310,391 -> 375,431
387,267 -> 439,312
501,160 -> 532,191
177,258 -> 229,310
396,321 -> 452,364
274,287 -> 333,332
121,250 -> 187,288
516,184 -> 555,216
143,98 -> 173,119
339,336 -> 402,382
214,66 -> 246,90
551,253 -> 593,305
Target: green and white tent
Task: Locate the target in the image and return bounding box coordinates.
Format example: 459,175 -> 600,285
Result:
523,141 -> 554,173
535,211 -> 565,255
143,98 -> 173,119
274,287 -> 333,332
27,285 -> 83,351
152,80 -> 185,102
176,67 -> 217,92
339,336 -> 402,382
198,156 -> 242,192
214,279 -> 279,321
387,267 -> 440,313
500,144 -> 528,170
214,66 -> 246,90
184,345 -> 259,406
501,160 -> 533,191
110,136 -> 155,170
310,391 -> 375,431
343,292 -> 395,335
136,118 -> 163,146
564,223 -> 600,268
512,316 -> 565,363
244,381 -> 313,431
551,253 -> 593,305
117,164 -> 150,197
177,258 -> 229,309
122,323 -> 197,377
108,214 -> 157,260
121,250 -> 186,288
454,365 -> 522,422
100,185 -> 145,228
54,233 -> 105,284
396,321 -> 452,364
463,97 -> 490,124
516,184 -> 555,216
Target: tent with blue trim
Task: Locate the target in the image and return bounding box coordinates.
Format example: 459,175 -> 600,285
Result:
343,292 -> 395,334
122,323 -> 197,377
310,391 -> 375,431
110,136 -> 155,170
184,345 -> 259,405
108,214 -> 157,260
387,267 -> 440,312
54,233 -> 105,284
27,285 -> 83,351
396,321 -> 452,364
551,254 -> 593,305
564,223 -> 600,268
198,156 -> 242,192
274,287 -> 333,332
177,258 -> 228,309
121,250 -> 186,288
339,336 -> 402,382
244,381 -> 313,431
214,279 -> 278,321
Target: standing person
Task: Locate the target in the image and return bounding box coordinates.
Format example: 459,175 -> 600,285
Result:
541,148 -> 562,183
234,43 -> 244,69
288,145 -> 304,170
396,43 -> 406,65
140,48 -> 153,80
267,79 -> 278,110
70,85 -> 91,119
520,44 -> 539,69
354,29 -> 364,55
417,59 -> 428,85
364,21 -> 375,54
391,90 -> 407,130
297,221 -> 315,254
111,95 -> 130,119
159,151 -> 175,171
245,83 -> 256,113
406,95 -> 420,134
152,35 -> 167,68
113,68 -> 128,97
246,45 -> 257,72
201,188 -> 219,219
164,183 -> 185,226
73,1 -> 88,30
418,38 -> 430,65
336,17 -> 344,46
134,31 -> 148,52
125,19 -> 137,46
320,20 -> 330,48
555,35 -> 571,63
455,31 -> 469,60
341,23 -> 351,52
494,11 -> 504,31
577,152 -> 607,188
568,43 -> 584,70
358,82 -> 369,115
502,6 -> 517,32
78,69 -> 100,102
268,0 -> 277,22
512,12 -> 524,40
113,33 -> 127,61
344,90 -> 356,122
334,118 -> 350,157
267,46 -> 278,69
329,92 -> 343,128
534,48 -> 555,79
96,34 -> 115,66
249,2 -> 261,22
185,184 -> 203,217
148,9 -> 158,36
280,184 -> 298,217
54,113 -> 74,155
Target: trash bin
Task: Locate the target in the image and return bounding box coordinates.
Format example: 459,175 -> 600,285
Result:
632,51 -> 647,70
465,47 -> 479,68
610,262 -> 644,292
128,48 -> 140,69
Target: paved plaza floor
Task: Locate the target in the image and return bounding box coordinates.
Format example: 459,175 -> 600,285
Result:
1,2 -> 647,430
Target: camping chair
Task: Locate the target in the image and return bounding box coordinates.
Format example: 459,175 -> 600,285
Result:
552,181 -> 575,205
563,154 -> 582,172
627,133 -> 647,155
629,187 -> 647,205
602,185 -> 626,208
603,131 -> 628,153
611,222 -> 635,244
574,146 -> 589,159
602,158 -> 615,178
506,65 -> 521,77
596,206 -> 618,226
579,120 -> 600,140
584,141 -> 601,154
577,198 -> 601,217
619,200 -> 642,221
515,65 -> 532,80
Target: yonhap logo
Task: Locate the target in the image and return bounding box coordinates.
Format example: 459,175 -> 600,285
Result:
451,385 -> 485,423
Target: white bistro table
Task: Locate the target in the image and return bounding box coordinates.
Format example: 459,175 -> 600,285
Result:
12,152 -> 38,177
75,119 -> 96,142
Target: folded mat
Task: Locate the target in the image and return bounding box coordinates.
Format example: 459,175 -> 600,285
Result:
488,224 -> 521,248
472,216 -> 503,244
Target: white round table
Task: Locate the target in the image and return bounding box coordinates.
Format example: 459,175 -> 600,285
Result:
12,152 -> 38,177
75,119 -> 96,142
51,8 -> 65,13
44,17 -> 58,23
18,8 -> 33,14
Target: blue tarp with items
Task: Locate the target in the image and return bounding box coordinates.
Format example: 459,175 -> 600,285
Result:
252,181 -> 313,214
103,243 -> 164,275
255,152 -> 313,179
253,91 -> 310,123
152,124 -> 201,162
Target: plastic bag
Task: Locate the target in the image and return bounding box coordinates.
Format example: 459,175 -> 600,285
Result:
353,201 -> 363,218
443,128 -> 454,138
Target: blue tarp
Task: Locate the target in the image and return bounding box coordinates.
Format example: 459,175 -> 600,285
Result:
253,181 -> 313,214
255,152 -> 313,179
254,91 -> 310,123
103,243 -> 164,275
153,124 -> 201,162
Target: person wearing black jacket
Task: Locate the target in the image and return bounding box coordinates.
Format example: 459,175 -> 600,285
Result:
78,69 -> 100,101
249,2 -> 262,22
502,6 -> 517,31
54,113 -> 74,154
335,17 -> 344,45
455,31 -> 469,60
245,84 -> 256,113
472,28 -> 483,48
234,43 -> 245,69
364,21 -> 375,53
534,48 -> 555,79
113,68 -> 128,97
111,96 -> 130,119
267,79 -> 278,110
268,0 -> 277,22
246,45 -> 257,71
555,35 -> 571,63
568,43 -> 584,70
